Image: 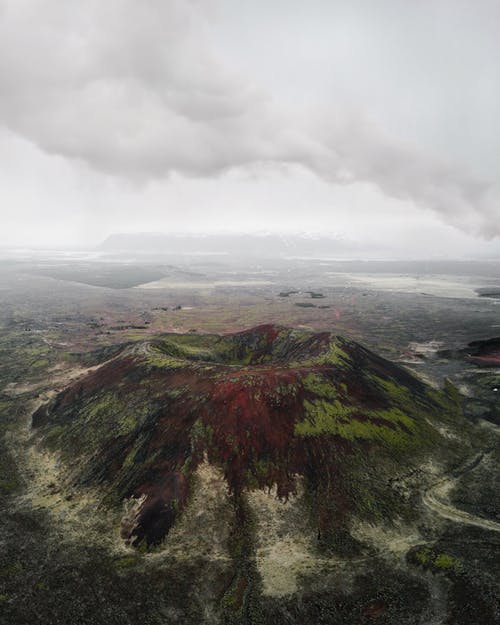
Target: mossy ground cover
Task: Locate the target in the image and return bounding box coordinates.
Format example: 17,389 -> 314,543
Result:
410,545 -> 463,572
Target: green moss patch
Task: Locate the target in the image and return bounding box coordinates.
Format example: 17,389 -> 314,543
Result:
409,546 -> 463,574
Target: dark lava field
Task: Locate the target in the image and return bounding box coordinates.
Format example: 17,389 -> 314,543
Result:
0,255 -> 499,625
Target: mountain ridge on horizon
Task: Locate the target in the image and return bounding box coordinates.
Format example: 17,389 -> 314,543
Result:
98,231 -> 360,257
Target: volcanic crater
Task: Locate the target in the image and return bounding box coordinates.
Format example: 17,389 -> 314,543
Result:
32,324 -> 463,550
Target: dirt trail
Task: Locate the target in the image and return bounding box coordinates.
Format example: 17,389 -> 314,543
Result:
423,453 -> 500,534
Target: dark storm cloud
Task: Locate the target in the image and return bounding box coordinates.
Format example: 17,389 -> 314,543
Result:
0,0 -> 498,237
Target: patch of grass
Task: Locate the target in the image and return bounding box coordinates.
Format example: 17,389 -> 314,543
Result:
295,398 -> 417,449
302,373 -> 338,401
0,562 -> 23,579
415,546 -> 432,565
434,553 -> 460,570
411,546 -> 463,573
0,444 -> 22,496
146,345 -> 189,369
114,555 -> 140,569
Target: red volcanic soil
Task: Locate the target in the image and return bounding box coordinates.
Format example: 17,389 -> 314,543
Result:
464,338 -> 500,366
32,324 -> 450,549
438,337 -> 500,367
469,355 -> 500,364
202,368 -> 304,496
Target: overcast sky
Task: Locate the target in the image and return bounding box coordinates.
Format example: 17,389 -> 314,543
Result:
0,0 -> 499,256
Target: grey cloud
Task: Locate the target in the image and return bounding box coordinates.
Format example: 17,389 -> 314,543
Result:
308,119 -> 498,238
0,0 -> 498,237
